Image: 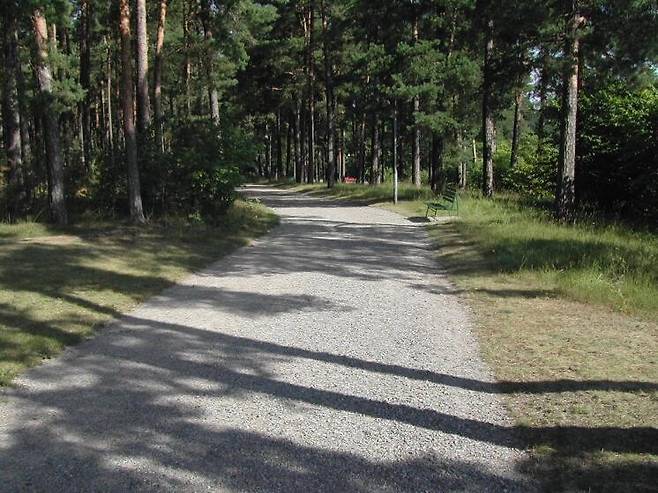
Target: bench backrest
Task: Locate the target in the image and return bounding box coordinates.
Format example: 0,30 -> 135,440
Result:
443,186 -> 457,202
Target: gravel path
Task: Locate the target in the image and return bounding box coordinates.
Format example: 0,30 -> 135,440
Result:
0,185 -> 533,492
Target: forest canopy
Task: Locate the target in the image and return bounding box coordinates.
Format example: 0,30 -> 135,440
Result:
1,0 -> 657,225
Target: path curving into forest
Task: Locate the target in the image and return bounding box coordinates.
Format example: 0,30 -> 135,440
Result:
0,185 -> 533,492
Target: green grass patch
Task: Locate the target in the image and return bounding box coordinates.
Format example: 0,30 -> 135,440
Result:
0,199 -> 278,386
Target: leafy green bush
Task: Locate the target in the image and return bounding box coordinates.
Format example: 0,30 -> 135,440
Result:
499,135 -> 557,201
577,83 -> 658,223
139,119 -> 247,221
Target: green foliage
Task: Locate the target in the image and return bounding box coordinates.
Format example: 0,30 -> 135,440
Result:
577,83 -> 658,223
140,120 -> 246,221
498,136 -> 557,200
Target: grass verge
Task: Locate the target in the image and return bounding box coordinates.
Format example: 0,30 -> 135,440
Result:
280,181 -> 658,491
0,199 -> 278,386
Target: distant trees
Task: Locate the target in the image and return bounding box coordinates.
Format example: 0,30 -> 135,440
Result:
0,0 -> 656,224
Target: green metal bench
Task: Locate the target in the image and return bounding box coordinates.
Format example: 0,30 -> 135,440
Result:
426,185 -> 459,217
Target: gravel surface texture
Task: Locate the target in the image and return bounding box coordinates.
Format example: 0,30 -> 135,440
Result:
0,185 -> 534,492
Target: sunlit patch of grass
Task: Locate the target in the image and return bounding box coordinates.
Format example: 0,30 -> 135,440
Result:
0,199 -> 278,386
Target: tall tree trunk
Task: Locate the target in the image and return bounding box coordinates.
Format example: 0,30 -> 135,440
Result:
370,115 -> 381,185
306,0 -> 316,183
136,0 -> 151,134
286,113 -> 292,177
536,50 -> 548,153
153,0 -> 168,153
557,4 -> 585,220
200,0 -> 220,124
482,17 -> 495,198
276,110 -> 283,179
320,0 -> 336,188
510,88 -> 522,168
358,113 -> 366,183
119,0 -> 146,223
104,37 -> 115,165
457,129 -> 467,189
296,100 -> 304,183
79,0 -> 92,167
32,8 -> 67,225
183,0 -> 192,118
411,16 -> 421,188
2,9 -> 25,220
430,133 -> 444,192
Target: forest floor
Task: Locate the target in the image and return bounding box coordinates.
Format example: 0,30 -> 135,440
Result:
0,185 -> 533,491
282,181 -> 658,492
0,199 -> 277,386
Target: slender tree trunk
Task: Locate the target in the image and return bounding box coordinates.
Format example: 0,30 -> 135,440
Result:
32,8 -> 67,225
79,0 -> 92,167
457,129 -> 467,189
411,17 -> 421,188
536,50 -> 548,153
265,124 -> 272,178
136,0 -> 151,134
306,0 -> 316,183
370,114 -> 381,185
153,0 -> 168,153
393,101 -> 399,204
510,88 -> 522,167
286,113 -> 293,177
2,10 -> 25,220
183,0 -> 192,118
557,4 -> 585,220
119,0 -> 146,223
200,0 -> 220,124
358,114 -> 366,183
276,110 -> 283,179
430,133 -> 444,192
296,100 -> 304,183
320,0 -> 336,188
105,37 -> 115,165
482,18 -> 495,198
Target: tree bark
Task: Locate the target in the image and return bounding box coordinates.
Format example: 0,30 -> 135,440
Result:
306,0 -> 316,183
200,0 -> 220,124
510,88 -> 522,168
79,0 -> 92,167
136,0 -> 151,134
457,129 -> 467,189
286,113 -> 293,178
411,16 -> 421,188
320,0 -> 336,188
119,0 -> 146,223
557,4 -> 585,220
370,115 -> 381,185
296,100 -> 304,183
482,17 -> 495,198
430,133 -> 444,192
2,9 -> 25,220
32,8 -> 68,225
183,0 -> 192,118
153,0 -> 168,152
276,110 -> 283,179
536,50 -> 548,153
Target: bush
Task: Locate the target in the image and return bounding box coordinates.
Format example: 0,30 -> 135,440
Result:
577,83 -> 658,223
139,119 -> 247,221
